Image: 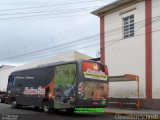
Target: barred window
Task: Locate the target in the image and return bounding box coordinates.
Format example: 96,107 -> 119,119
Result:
123,15 -> 134,38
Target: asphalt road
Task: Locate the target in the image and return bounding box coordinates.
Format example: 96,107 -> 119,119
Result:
0,103 -> 116,120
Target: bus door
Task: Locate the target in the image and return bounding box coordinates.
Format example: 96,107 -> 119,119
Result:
7,76 -> 16,96
54,63 -> 76,109
7,75 -> 25,104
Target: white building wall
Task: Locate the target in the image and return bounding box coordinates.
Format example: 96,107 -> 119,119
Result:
0,69 -> 13,91
104,1 -> 146,98
152,0 -> 160,99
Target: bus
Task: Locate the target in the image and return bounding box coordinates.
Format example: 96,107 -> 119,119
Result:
6,60 -> 109,113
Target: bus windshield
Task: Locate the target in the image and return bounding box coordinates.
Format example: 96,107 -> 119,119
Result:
81,61 -> 109,99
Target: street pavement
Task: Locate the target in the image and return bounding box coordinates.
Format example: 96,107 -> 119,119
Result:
106,107 -> 160,115
105,108 -> 160,120
0,103 -> 115,120
1,103 -> 159,120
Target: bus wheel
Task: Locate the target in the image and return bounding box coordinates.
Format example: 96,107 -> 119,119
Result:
11,99 -> 17,109
42,101 -> 50,113
66,108 -> 74,114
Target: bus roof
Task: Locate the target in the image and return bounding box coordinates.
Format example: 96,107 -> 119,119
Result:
10,60 -> 75,75
10,59 -> 103,76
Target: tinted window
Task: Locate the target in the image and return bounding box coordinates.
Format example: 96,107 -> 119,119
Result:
14,66 -> 54,87
8,76 -> 16,87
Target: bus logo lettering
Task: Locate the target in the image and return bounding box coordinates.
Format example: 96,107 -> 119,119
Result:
23,87 -> 45,95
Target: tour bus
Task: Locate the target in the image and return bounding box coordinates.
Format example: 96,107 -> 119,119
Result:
6,60 -> 109,113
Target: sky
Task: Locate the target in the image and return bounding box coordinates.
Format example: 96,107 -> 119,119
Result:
0,0 -> 114,66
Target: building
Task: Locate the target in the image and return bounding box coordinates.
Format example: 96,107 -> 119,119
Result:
0,65 -> 15,92
0,65 -> 15,70
0,51 -> 92,92
92,0 -> 160,109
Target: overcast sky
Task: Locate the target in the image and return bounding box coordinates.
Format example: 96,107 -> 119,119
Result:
0,0 -> 114,66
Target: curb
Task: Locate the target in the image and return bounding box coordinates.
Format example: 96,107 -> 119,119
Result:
105,111 -> 160,119
105,111 -> 138,116
105,111 -> 160,115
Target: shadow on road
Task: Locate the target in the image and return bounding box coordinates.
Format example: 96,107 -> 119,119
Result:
14,106 -> 106,117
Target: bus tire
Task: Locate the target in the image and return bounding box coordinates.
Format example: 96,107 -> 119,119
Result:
42,100 -> 51,113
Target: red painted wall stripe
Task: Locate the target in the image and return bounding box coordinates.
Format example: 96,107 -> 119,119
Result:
145,0 -> 152,99
100,16 -> 105,64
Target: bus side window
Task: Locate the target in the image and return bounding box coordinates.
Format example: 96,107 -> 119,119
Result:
8,76 -> 16,87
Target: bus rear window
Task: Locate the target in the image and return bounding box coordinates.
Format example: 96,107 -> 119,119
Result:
82,62 -> 108,81
83,81 -> 108,99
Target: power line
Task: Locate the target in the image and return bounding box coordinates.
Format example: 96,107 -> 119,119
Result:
1,16 -> 159,61
0,1 -> 159,21
0,1 -> 52,5
0,10 -> 92,20
0,6 -> 100,17
0,2 -> 159,21
0,33 -> 100,60
42,15 -> 160,49
107,15 -> 160,47
12,28 -> 160,63
31,15 -> 160,46
0,0 -> 108,12
13,17 -> 160,61
3,27 -> 160,63
7,29 -> 160,63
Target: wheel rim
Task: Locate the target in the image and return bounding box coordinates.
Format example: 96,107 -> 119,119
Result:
43,102 -> 49,112
12,100 -> 16,108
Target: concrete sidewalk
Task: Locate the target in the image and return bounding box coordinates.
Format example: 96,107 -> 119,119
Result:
105,108 -> 160,115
